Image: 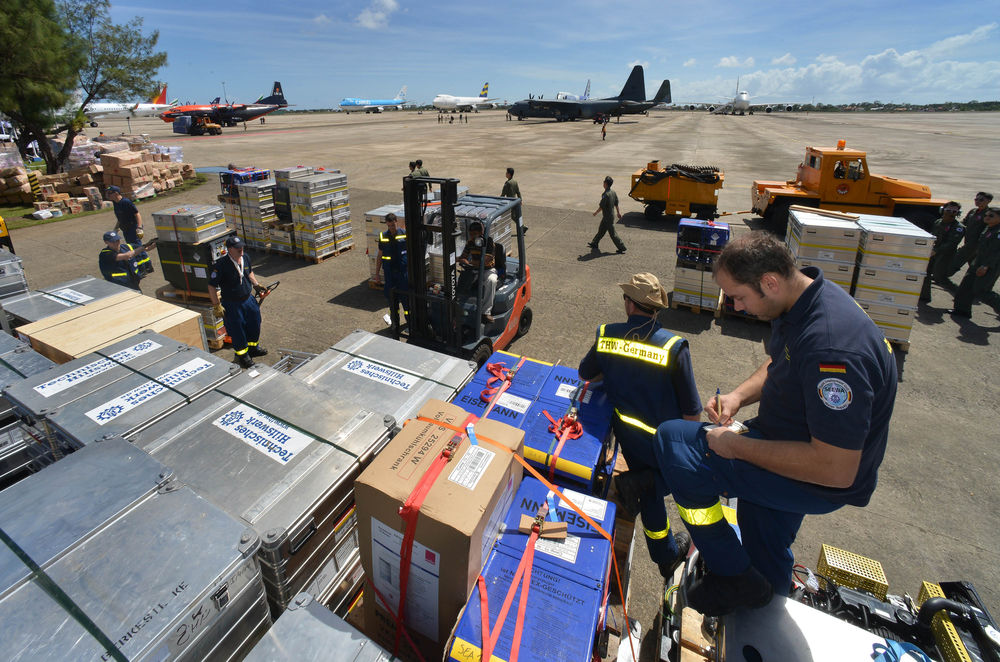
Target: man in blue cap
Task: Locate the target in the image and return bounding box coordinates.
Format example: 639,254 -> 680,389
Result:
208,235 -> 267,369
99,230 -> 154,291
106,185 -> 144,245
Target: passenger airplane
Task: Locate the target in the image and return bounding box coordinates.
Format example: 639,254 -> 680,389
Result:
683,78 -> 797,115
83,85 -> 177,126
339,87 -> 408,113
556,80 -> 590,101
432,83 -> 497,112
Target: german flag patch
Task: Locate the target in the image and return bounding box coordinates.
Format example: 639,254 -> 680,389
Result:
819,363 -> 847,374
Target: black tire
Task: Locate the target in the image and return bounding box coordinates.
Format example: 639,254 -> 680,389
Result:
644,202 -> 665,220
689,204 -> 718,220
515,307 -> 532,338
893,204 -> 938,233
471,341 -> 493,368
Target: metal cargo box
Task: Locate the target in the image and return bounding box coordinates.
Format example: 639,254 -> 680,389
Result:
1,276 -> 134,326
0,248 -> 28,300
0,437 -> 271,661
291,329 -> 476,426
156,227 -> 235,292
153,204 -> 227,243
0,421 -> 38,489
0,331 -> 56,421
130,365 -> 394,615
244,592 -> 393,662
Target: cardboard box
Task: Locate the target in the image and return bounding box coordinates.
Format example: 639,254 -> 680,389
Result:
356,399 -> 525,660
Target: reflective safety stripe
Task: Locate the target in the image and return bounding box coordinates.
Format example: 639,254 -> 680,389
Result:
381,255 -> 392,260
110,272 -> 127,277
234,347 -> 249,355
596,332 -> 682,367
677,501 -> 725,527
644,526 -> 669,540
247,341 -> 257,347
614,408 -> 657,435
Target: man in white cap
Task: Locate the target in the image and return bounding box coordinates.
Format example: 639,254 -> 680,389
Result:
578,272 -> 702,578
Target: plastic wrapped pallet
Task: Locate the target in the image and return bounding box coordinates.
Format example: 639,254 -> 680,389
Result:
786,209 -> 861,294
0,437 -> 272,661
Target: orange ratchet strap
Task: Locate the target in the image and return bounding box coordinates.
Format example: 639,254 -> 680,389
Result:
541,408 -> 583,482
479,356 -> 528,409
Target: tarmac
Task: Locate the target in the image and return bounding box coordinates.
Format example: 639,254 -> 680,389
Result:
10,109 -> 1000,659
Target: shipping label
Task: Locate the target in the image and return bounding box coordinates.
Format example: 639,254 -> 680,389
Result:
448,445 -> 495,491
494,392 -> 531,414
341,358 -> 418,391
41,294 -> 76,307
371,516 -> 440,640
559,487 -> 608,521
212,403 -> 314,465
34,340 -> 163,398
535,534 -> 581,564
553,382 -> 593,404
48,288 -> 94,304
85,358 -> 213,425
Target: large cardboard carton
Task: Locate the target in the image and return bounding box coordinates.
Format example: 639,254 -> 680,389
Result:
356,398 -> 525,661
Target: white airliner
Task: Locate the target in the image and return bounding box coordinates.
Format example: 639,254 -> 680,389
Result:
684,78 -> 797,115
556,80 -> 590,101
83,85 -> 178,125
432,83 -> 497,112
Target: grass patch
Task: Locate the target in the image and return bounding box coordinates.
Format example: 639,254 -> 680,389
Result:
2,173 -> 210,230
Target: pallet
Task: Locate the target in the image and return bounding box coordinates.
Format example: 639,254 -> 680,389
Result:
887,338 -> 910,352
671,296 -> 721,318
155,284 -> 212,303
206,336 -> 225,350
302,244 -> 353,264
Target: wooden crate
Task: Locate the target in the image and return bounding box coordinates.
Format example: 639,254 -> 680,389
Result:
15,290 -> 205,363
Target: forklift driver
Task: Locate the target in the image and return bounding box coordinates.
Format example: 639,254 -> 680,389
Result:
457,221 -> 498,323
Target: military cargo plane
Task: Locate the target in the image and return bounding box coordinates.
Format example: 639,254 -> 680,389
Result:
508,66 -> 670,121
160,82 -> 288,127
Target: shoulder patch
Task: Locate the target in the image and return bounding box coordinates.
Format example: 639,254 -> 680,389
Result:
817,378 -> 852,410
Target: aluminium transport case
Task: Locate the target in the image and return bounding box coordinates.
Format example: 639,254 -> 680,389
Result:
243,592 -> 394,662
0,330 -> 56,422
0,276 -> 134,326
0,437 -> 271,661
0,421 -> 39,489
0,248 -> 28,300
129,364 -> 396,616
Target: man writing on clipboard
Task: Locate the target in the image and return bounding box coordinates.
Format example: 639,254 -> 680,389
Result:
654,232 -> 898,616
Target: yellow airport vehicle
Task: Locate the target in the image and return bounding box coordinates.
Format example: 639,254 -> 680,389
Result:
629,161 -> 724,220
752,140 -> 946,233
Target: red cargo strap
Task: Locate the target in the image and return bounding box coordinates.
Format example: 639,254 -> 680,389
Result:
479,356 -> 528,409
368,580 -> 427,662
478,504 -> 546,662
416,415 -> 637,662
168,210 -> 194,295
394,412 -> 477,656
542,409 -> 583,482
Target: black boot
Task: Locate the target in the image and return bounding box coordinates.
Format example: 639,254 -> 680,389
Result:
658,529 -> 691,580
248,344 -> 268,357
613,469 -> 657,519
236,353 -> 255,369
687,565 -> 774,616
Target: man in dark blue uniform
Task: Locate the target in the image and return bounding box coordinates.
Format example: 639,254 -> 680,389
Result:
208,236 -> 267,369
107,185 -> 144,245
99,230 -> 153,292
655,232 -> 897,616
578,273 -> 702,578
374,212 -> 408,324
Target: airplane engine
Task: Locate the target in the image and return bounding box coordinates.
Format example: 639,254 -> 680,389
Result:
687,105 -> 697,111
765,106 -> 773,113
785,105 -> 794,112
707,106 -> 716,113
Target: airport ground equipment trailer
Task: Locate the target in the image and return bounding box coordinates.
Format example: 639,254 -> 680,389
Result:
629,161 -> 724,220
173,115 -> 222,136
392,176 -> 532,366
752,140 -> 946,235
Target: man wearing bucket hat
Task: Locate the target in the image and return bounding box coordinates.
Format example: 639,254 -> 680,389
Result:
208,235 -> 268,369
99,230 -> 154,292
578,272 -> 702,579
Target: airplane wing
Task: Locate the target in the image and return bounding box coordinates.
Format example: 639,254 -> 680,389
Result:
747,102 -> 799,113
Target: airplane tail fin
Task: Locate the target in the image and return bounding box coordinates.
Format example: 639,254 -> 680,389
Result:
652,80 -> 671,104
583,80 -> 591,100
256,82 -> 288,106
169,99 -> 179,107
617,65 -> 645,101
210,97 -> 221,105
480,82 -> 489,98
150,85 -> 167,105
397,86 -> 407,100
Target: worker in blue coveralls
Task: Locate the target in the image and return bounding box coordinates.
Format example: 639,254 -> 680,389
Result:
655,232 -> 897,616
578,273 -> 702,579
208,235 -> 267,369
99,230 -> 152,292
374,212 -> 409,324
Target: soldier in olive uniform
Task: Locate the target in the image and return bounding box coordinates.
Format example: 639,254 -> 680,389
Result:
948,192 -> 993,277
949,207 -> 1000,318
500,167 -> 527,234
589,176 -> 625,253
920,201 -> 964,301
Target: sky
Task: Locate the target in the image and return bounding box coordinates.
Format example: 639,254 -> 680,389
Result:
110,0 -> 1000,109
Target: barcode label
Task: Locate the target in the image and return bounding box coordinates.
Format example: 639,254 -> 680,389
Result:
448,445 -> 495,491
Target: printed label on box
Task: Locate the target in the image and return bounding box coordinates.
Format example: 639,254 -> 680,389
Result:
85,358 -> 213,425
341,358 -> 418,391
448,445 -> 495,491
34,340 -> 163,398
212,402 -> 315,464
48,288 -> 94,304
41,294 -> 75,307
559,488 -> 608,521
554,382 -> 593,404
371,517 -> 440,640
535,534 -> 581,564
495,392 -> 531,414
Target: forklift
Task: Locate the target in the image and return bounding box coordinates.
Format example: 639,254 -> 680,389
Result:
390,176 -> 532,365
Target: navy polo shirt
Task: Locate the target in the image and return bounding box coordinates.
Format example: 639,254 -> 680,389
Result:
209,253 -> 253,303
754,267 -> 897,506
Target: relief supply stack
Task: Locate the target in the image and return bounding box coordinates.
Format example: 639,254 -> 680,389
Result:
448,476 -> 617,662
0,437 -> 271,662
354,398 -> 525,660
217,169 -> 271,251
674,218 -> 728,312
852,215 -> 933,347
289,171 -> 352,260
237,180 -> 278,250
786,207 -> 862,293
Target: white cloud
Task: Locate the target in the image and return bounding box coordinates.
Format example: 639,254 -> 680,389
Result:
683,58 -> 696,67
357,0 -> 399,30
922,23 -> 996,59
771,53 -> 796,66
718,56 -> 755,68
312,14 -> 331,25
628,59 -> 650,69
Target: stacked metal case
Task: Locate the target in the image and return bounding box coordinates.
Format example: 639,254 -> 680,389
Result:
128,364 -> 397,616
0,421 -> 41,489
0,330 -> 56,420
0,276 -> 133,326
232,180 -> 278,250
289,172 -> 352,259
244,593 -> 393,661
273,166 -> 316,223
786,208 -> 861,293
3,330 -> 239,458
852,215 -> 933,345
674,219 -> 729,310
0,248 -> 28,300
156,226 -> 235,293
153,204 -> 228,243
0,437 -> 271,661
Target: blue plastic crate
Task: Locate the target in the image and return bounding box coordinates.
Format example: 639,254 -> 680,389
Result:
519,401 -> 612,493
677,218 -> 730,264
470,350 -> 553,401
452,380 -> 535,429
535,364 -> 614,423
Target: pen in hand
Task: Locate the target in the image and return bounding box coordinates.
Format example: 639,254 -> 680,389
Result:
715,388 -> 722,425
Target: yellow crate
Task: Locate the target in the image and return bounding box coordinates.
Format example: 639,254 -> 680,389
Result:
816,544 -> 888,600
917,582 -> 972,662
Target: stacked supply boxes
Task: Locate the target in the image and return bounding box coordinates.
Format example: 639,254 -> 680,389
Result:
274,165 -> 316,222
448,476 -> 617,662
364,204 -> 405,286
237,180 -> 278,249
674,218 -> 729,310
289,171 -> 352,259
154,206 -> 235,293
0,438 -> 272,662
853,215 -> 933,346
153,203 -> 228,243
786,208 -> 861,293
